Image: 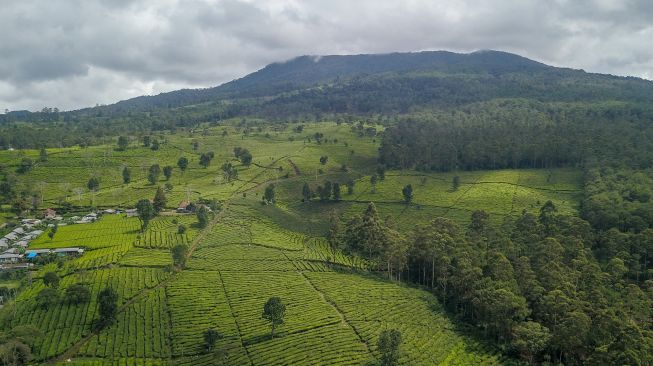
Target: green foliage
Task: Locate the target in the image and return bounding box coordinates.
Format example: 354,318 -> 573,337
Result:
378,329 -> 402,366
203,328 -> 222,351
117,136 -> 129,151
39,147 -> 47,162
163,165 -> 173,181
43,272 -> 59,288
263,184 -> 275,204
65,284 -> 91,304
97,287 -> 119,323
196,205 -> 209,228
148,164 -> 161,185
262,296 -> 286,338
122,166 -> 131,184
171,244 -> 188,268
153,186 -> 167,212
36,288 -> 58,309
177,156 -> 189,172
401,184 -> 412,203
16,158 -> 33,174
87,177 -> 100,191
452,176 -> 460,191
0,339 -> 32,366
136,199 -> 156,231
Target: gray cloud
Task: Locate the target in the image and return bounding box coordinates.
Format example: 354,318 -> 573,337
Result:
1,0 -> 652,111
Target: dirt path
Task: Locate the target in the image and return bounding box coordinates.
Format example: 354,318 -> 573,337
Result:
288,159 -> 301,176
297,269 -> 374,357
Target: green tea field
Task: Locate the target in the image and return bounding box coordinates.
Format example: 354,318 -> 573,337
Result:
0,122 -> 583,365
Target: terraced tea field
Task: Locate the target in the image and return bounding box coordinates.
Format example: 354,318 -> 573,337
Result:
0,122 -> 582,365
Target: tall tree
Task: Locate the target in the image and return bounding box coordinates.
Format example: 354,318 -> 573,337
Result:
378,329 -> 402,366
203,328 -> 222,352
97,287 -> 119,323
136,199 -> 155,231
262,297 -> 286,338
163,166 -> 173,181
327,210 -> 341,253
171,244 -> 188,268
122,166 -> 131,184
332,182 -> 341,201
117,136 -> 129,151
196,205 -> 209,228
177,157 -> 189,173
148,164 -> 161,185
302,182 -> 312,202
87,177 -> 100,192
263,184 -> 275,204
39,147 -> 47,162
402,184 -> 413,203
153,187 -> 167,212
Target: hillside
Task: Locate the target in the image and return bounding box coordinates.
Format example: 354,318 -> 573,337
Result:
0,50 -> 652,366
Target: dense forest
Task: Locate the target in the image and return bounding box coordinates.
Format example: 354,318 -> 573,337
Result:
333,202 -> 653,365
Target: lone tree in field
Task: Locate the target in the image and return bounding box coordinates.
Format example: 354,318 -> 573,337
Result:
122,166 -> 131,184
319,155 -> 328,165
240,150 -> 252,166
177,157 -> 189,173
262,297 -> 285,338
47,224 -> 58,240
148,164 -> 161,185
163,166 -> 173,181
196,205 -> 210,228
332,182 -> 341,201
203,328 -> 222,352
150,139 -> 160,150
263,184 -> 275,204
39,147 -> 48,162
136,199 -> 155,231
153,187 -> 167,213
402,184 -> 413,204
327,210 -> 341,253
87,177 -> 100,192
452,176 -> 460,191
43,272 -> 59,288
346,179 -> 355,195
36,288 -> 58,309
171,244 -> 188,268
117,136 -> 129,151
65,284 -> 91,304
378,329 -> 402,366
302,182 -> 312,202
97,287 -> 119,323
370,175 -> 378,193
142,135 -> 151,147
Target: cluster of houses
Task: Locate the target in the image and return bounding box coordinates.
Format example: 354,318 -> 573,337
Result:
0,208 -> 94,267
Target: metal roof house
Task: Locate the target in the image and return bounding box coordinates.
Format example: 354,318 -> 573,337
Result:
53,248 -> 84,255
0,254 -> 22,263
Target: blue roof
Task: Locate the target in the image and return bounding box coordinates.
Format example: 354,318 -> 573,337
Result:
26,252 -> 37,259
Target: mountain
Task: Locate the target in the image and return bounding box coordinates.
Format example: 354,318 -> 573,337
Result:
75,49 -> 653,117
3,49 -> 653,149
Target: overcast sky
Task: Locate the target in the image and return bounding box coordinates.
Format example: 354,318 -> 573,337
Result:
1,0 -> 652,111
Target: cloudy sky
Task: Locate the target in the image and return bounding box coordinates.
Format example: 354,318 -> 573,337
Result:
1,0 -> 652,111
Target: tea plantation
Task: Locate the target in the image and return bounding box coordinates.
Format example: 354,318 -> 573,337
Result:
0,122 -> 582,365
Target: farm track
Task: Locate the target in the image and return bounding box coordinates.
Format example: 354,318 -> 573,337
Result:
296,268 -> 374,358
217,270 -> 255,366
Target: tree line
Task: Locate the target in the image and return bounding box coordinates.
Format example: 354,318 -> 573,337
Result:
327,202 -> 653,365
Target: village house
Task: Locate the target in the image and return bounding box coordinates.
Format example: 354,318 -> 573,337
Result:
0,253 -> 22,263
177,200 -> 190,213
44,208 -> 57,219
